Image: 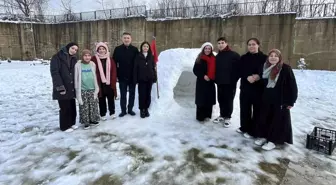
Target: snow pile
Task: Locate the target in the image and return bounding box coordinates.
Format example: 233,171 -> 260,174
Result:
0,49 -> 336,185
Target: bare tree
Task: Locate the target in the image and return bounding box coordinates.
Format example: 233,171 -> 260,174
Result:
60,0 -> 79,21
1,0 -> 48,16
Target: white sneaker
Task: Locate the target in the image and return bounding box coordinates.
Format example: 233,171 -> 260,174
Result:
101,116 -> 107,121
71,125 -> 79,130
236,128 -> 243,133
262,142 -> 276,151
223,118 -> 231,128
254,138 -> 267,146
213,116 -> 224,123
64,128 -> 74,133
243,133 -> 252,139
110,114 -> 116,120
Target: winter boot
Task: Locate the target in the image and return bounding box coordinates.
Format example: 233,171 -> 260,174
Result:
145,109 -> 150,117
140,109 -> 146,118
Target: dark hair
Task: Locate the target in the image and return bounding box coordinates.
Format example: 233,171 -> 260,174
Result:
140,41 -> 152,56
217,37 -> 227,42
247,38 -> 261,52
123,32 -> 131,36
196,46 -> 214,63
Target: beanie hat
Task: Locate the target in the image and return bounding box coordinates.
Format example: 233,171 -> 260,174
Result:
81,49 -> 92,57
268,49 -> 282,62
201,42 -> 213,51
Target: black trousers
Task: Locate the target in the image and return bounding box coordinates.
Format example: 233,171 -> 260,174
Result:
119,81 -> 136,112
58,99 -> 76,131
138,82 -> 152,109
217,84 -> 236,118
196,105 -> 213,121
98,85 -> 115,117
239,89 -> 262,136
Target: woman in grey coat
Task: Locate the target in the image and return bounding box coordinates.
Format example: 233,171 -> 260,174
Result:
50,42 -> 79,132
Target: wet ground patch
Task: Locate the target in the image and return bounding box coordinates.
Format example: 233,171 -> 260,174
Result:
91,174 -> 123,185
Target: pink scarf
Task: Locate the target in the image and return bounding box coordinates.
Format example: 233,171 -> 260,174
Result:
95,42 -> 111,85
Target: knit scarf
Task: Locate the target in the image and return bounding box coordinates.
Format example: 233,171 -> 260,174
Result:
95,53 -> 111,85
262,62 -> 282,88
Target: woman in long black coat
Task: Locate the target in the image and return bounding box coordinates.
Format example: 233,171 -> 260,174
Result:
50,42 -> 79,132
237,38 -> 268,138
193,42 -> 216,122
254,49 -> 298,151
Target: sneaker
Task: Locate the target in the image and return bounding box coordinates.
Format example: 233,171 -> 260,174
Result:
90,121 -> 100,127
236,128 -> 243,133
119,112 -> 127,117
101,116 -> 107,121
262,142 -> 276,151
255,138 -> 267,146
128,110 -> 136,116
213,116 -> 224,123
243,133 -> 253,139
110,114 -> 117,119
71,125 -> 79,130
84,124 -> 90,130
223,118 -> 231,128
64,128 -> 74,133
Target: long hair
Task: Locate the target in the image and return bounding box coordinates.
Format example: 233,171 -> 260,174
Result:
140,41 -> 152,57
266,49 -> 283,80
196,46 -> 214,63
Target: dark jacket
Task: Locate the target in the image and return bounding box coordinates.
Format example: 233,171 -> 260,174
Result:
257,63 -> 298,144
50,48 -> 77,100
112,44 -> 139,82
262,64 -> 298,107
215,50 -> 240,85
133,53 -> 157,83
91,56 -> 117,97
238,52 -> 268,91
193,58 -> 216,106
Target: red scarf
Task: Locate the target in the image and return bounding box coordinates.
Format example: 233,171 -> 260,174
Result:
201,55 -> 216,80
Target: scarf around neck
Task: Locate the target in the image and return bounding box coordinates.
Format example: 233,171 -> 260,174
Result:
95,42 -> 111,85
262,63 -> 282,88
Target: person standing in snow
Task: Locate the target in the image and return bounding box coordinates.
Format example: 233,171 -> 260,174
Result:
193,42 -> 216,122
254,49 -> 298,151
133,41 -> 157,118
113,32 -> 139,117
237,38 -> 268,138
75,49 -> 100,129
50,42 -> 79,132
213,37 -> 240,127
91,42 -> 117,121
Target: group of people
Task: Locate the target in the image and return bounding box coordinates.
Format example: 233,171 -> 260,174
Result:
193,37 -> 298,151
50,32 -> 157,131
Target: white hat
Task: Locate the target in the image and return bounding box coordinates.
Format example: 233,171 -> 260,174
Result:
201,42 -> 213,51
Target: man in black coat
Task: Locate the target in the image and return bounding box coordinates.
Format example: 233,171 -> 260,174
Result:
213,37 -> 240,127
50,42 -> 79,132
113,32 -> 139,117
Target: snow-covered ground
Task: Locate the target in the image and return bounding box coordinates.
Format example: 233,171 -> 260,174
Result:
0,49 -> 336,185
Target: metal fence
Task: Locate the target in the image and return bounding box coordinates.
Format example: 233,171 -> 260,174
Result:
0,2 -> 335,23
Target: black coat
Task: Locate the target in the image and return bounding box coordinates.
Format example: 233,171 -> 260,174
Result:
133,53 -> 157,83
215,50 -> 240,85
257,64 -> 298,144
50,48 -> 77,100
112,44 -> 139,82
238,52 -> 268,92
193,59 -> 216,106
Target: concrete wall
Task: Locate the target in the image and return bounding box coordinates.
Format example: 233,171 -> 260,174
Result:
0,14 -> 335,70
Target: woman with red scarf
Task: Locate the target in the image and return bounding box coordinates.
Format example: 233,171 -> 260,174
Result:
254,49 -> 298,151
193,42 -> 216,122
